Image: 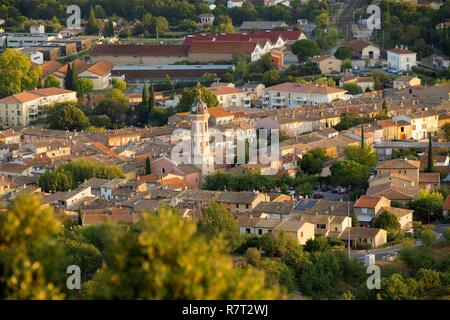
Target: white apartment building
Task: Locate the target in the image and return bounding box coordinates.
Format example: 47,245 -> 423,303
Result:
209,86 -> 251,108
0,88 -> 77,128
262,83 -> 349,108
19,48 -> 44,64
387,46 -> 417,71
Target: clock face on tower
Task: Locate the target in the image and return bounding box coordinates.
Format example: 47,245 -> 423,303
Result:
192,107 -> 197,113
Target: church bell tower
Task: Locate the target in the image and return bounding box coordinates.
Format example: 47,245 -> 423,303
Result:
188,84 -> 215,178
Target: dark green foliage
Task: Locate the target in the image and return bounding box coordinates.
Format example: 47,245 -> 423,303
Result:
334,46 -> 352,60
38,160 -> 124,192
197,202 -> 242,253
373,210 -> 401,231
47,102 -> 90,131
145,156 -> 151,175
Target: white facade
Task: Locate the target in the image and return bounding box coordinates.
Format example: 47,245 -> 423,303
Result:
0,88 -> 77,128
215,92 -> 251,108
5,33 -> 57,48
387,48 -> 417,71
262,83 -> 349,108
21,49 -> 44,64
227,0 -> 244,8
361,44 -> 380,60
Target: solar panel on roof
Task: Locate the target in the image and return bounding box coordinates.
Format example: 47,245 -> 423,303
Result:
294,199 -> 317,211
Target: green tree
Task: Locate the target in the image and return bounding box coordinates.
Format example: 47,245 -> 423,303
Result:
380,273 -> 418,300
176,86 -> 218,112
85,207 -> 279,299
197,202 -> 242,253
0,49 -> 42,98
409,189 -> 444,223
77,78 -> 94,97
330,160 -> 366,187
335,46 -> 352,60
300,151 -> 324,175
38,169 -> 73,193
245,247 -> 261,267
342,83 -> 363,95
304,235 -> 331,253
141,84 -> 148,104
419,229 -> 438,247
342,59 -> 352,70
344,145 -> 377,168
62,239 -> 102,282
441,123 -> 450,142
43,74 -> 60,88
47,102 -> 90,131
373,210 -> 401,231
64,63 -> 72,90
291,39 -> 319,62
112,78 -> 127,91
214,15 -> 235,33
148,82 -> 155,119
145,156 -> 151,175
85,7 -> 99,35
0,194 -> 64,299
103,20 -> 114,37
60,159 -> 124,187
261,69 -> 280,86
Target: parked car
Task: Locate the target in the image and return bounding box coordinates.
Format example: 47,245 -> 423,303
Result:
320,185 -> 331,192
312,193 -> 324,199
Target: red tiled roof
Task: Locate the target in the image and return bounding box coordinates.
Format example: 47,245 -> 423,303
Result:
189,41 -> 259,54
377,158 -> 420,170
0,88 -> 76,104
388,47 -> 415,54
85,60 -> 114,76
41,60 -> 63,78
207,107 -> 234,118
91,44 -> 190,57
344,39 -> 374,53
209,86 -> 243,96
354,196 -> 383,208
56,59 -> 90,75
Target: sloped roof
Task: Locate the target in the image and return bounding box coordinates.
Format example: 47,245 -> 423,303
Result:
91,44 -> 190,57
376,158 -> 420,170
189,41 -> 259,54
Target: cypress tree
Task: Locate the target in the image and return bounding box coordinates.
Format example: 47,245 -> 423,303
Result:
427,132 -> 433,173
86,7 -> 99,35
148,82 -> 155,119
382,99 -> 388,116
145,156 -> 151,175
68,62 -> 79,93
64,63 -> 72,90
142,84 -> 148,104
360,124 -> 365,149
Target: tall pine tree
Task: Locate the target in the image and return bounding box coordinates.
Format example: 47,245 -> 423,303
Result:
145,156 -> 151,175
86,7 -> 99,35
360,124 -> 365,149
142,84 -> 148,104
148,83 -> 155,121
427,132 -> 433,173
69,62 -> 79,93
64,63 -> 72,90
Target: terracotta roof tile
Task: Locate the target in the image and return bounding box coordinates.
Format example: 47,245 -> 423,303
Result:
354,196 -> 383,208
